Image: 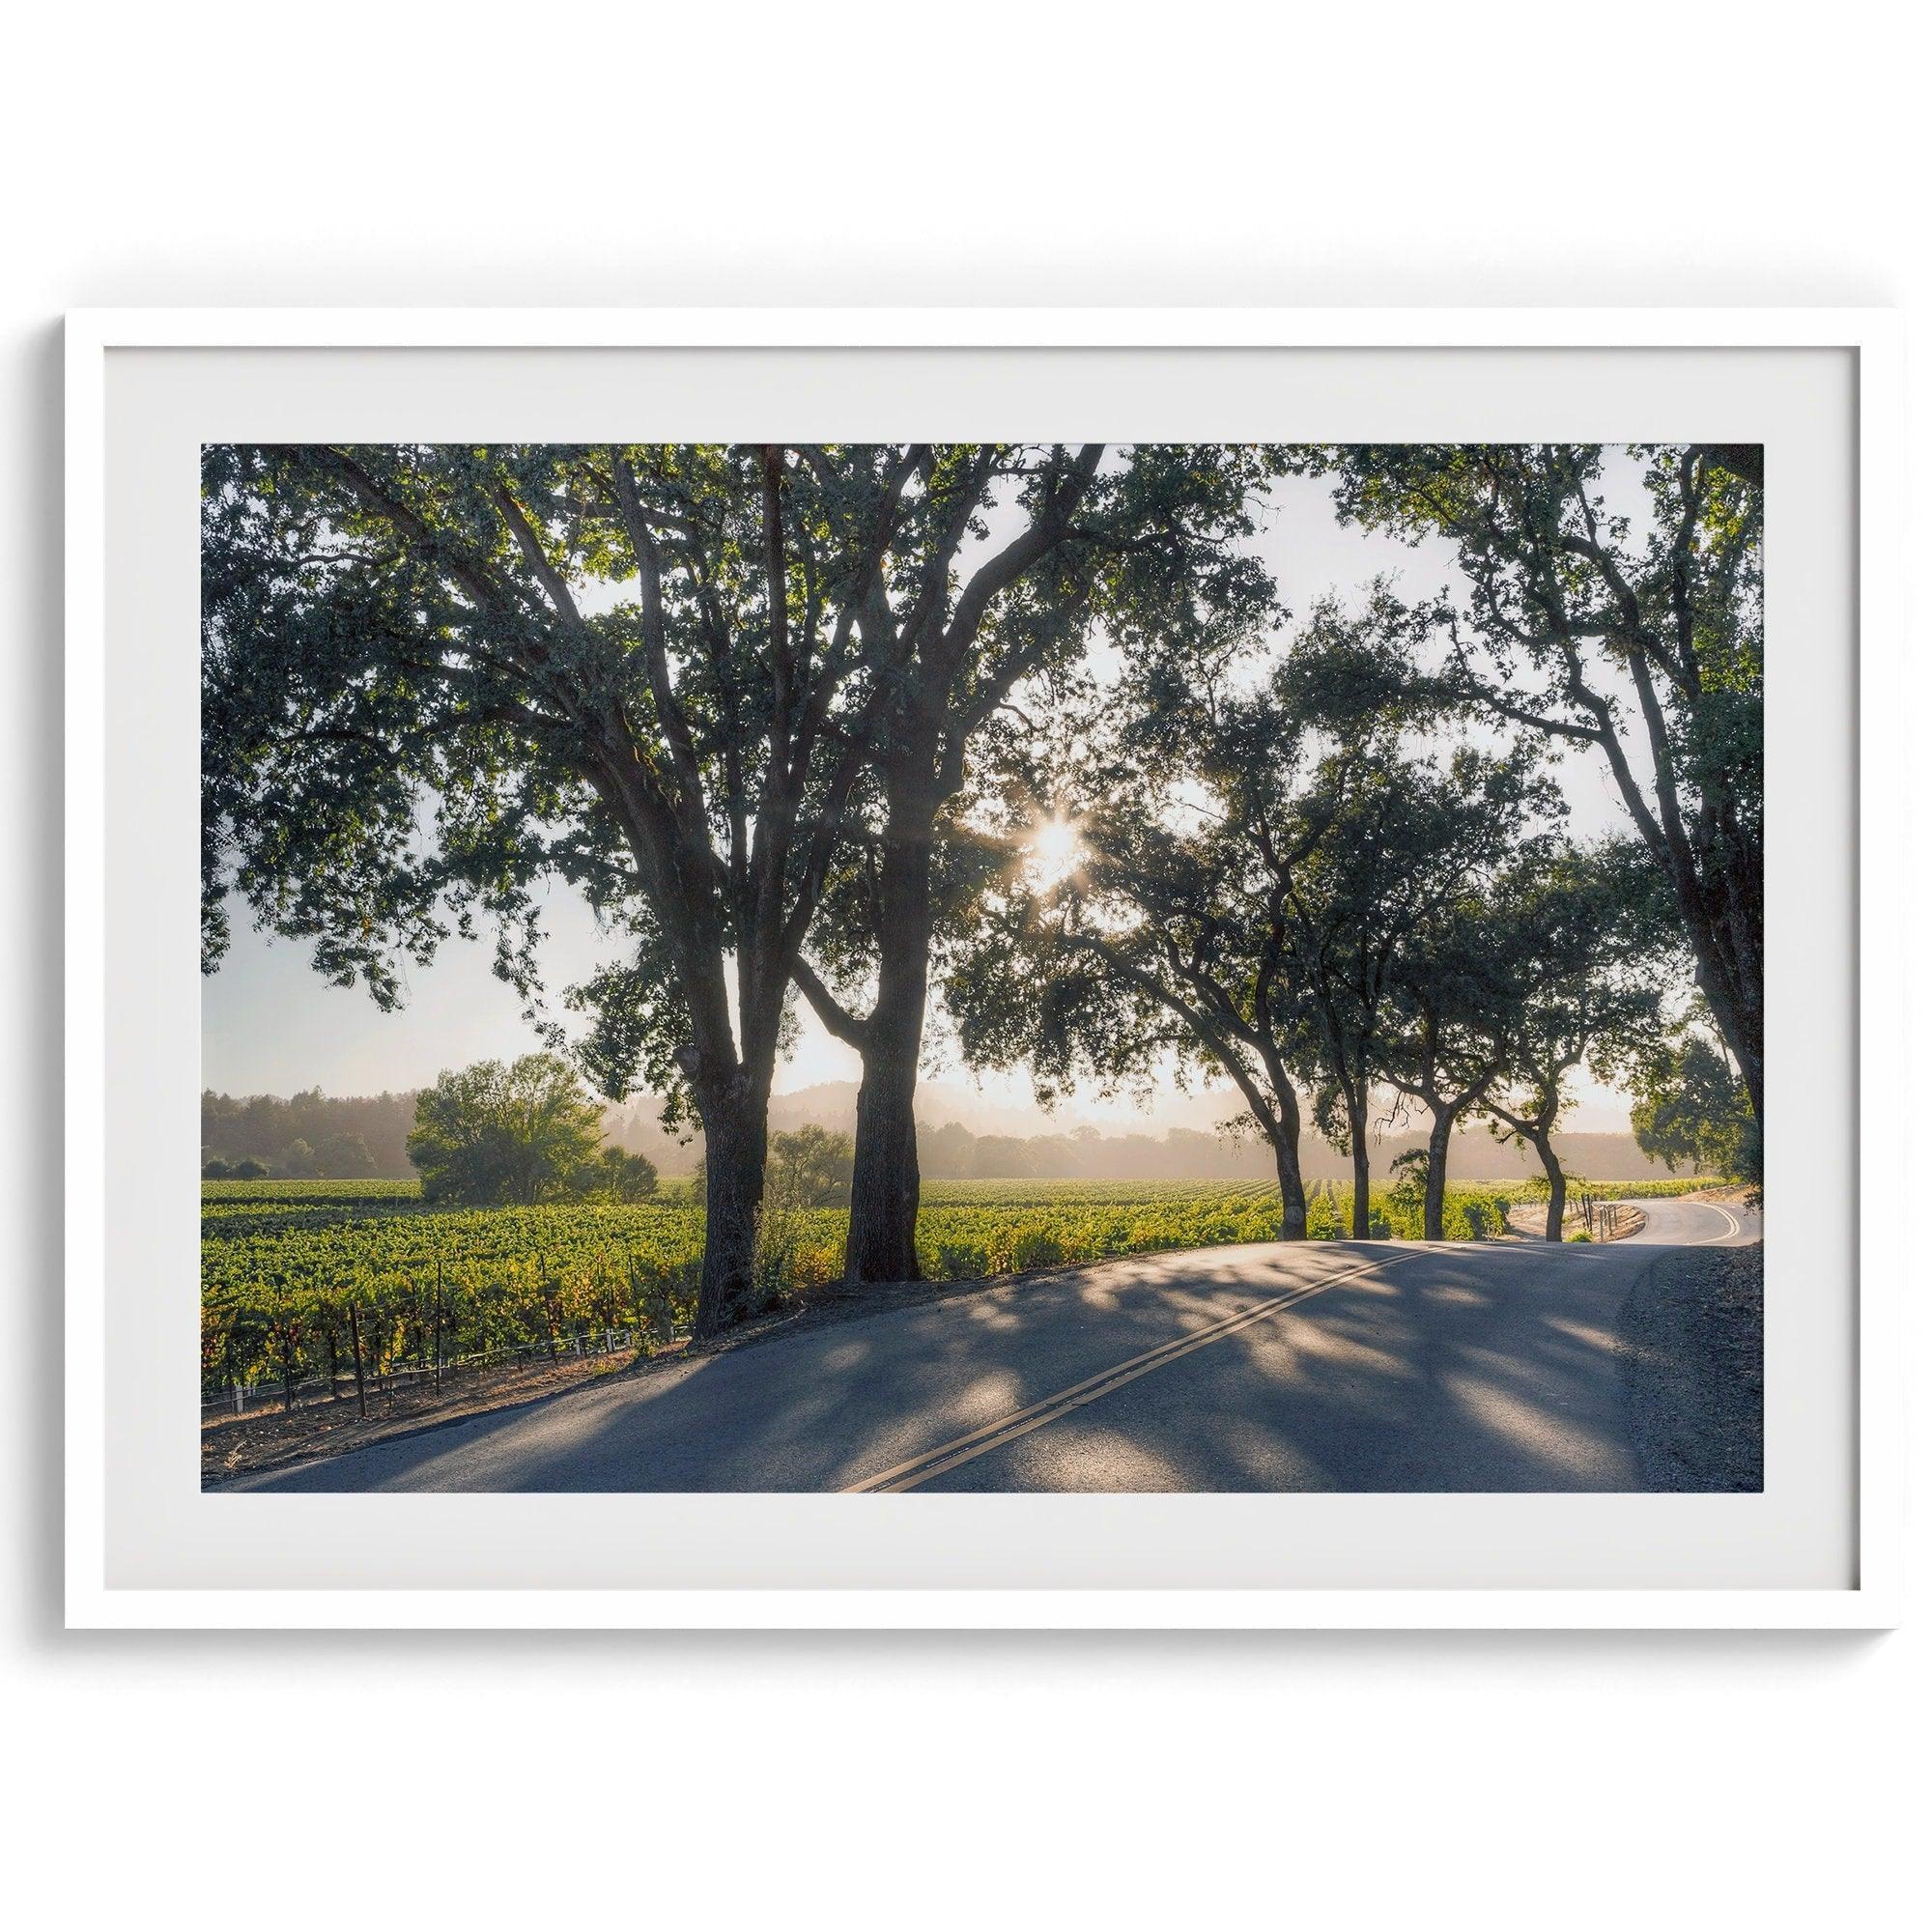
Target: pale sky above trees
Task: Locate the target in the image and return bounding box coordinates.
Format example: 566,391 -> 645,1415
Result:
201,460 -> 1664,1130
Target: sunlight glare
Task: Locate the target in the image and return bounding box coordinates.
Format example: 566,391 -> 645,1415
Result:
1028,814 -> 1085,887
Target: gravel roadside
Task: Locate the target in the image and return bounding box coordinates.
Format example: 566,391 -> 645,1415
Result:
1616,1245 -> 1763,1492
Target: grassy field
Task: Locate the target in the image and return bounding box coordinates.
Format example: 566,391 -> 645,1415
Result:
199,1173 -> 1714,1402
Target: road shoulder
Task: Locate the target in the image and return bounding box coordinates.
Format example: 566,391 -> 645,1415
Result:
1615,1245 -> 1764,1491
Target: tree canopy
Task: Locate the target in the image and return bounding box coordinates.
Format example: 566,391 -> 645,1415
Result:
1630,1030 -> 1757,1182
766,1125 -> 856,1210
206,441 -> 1301,1327
1287,444 -> 1763,1122
949,595 -> 1573,1240
406,1054 -> 606,1206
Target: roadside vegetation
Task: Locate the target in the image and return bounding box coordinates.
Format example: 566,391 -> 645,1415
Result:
201,1171 -> 1714,1409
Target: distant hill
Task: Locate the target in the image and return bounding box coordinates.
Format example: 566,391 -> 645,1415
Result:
908,1121 -> 1677,1184
213,1082 -> 1682,1186
763,1077 -> 1067,1139
628,1080 -> 1677,1184
754,1080 -> 1673,1183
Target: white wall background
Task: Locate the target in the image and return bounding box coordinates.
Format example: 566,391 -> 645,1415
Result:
4,6 -> 1921,1925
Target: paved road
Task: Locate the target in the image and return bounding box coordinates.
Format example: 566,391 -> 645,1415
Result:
228,1214 -> 1757,1495
1615,1192 -> 1762,1247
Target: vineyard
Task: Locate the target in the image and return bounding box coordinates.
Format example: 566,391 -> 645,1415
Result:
200,1173 -> 1714,1406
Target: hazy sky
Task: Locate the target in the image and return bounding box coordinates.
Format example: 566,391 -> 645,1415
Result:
203,459 -> 1663,1131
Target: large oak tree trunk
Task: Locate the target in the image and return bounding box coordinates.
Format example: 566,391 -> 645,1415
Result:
847,1022 -> 924,1285
694,1083 -> 770,1338
1730,980 -> 1763,1122
1346,1094 -> 1372,1238
1725,855 -> 1765,1125
844,804 -> 935,1286
1424,1109 -> 1453,1241
1699,958 -> 1764,1126
1534,1135 -> 1567,1242
1273,1133 -> 1309,1241
1673,852 -> 1763,1126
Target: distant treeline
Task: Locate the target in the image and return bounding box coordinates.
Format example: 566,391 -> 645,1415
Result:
204,1087 -> 1675,1185
202,1086 -> 698,1180
202,1089 -> 418,1178
914,1122 -> 1673,1183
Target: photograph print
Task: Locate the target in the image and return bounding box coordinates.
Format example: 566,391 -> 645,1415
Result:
198,440 -> 1763,1495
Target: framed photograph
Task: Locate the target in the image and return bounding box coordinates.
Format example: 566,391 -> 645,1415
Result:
65,309 -> 1901,1629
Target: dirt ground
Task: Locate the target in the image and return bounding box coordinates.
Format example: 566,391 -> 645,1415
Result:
1503,1200 -> 1645,1241
202,1350 -> 668,1483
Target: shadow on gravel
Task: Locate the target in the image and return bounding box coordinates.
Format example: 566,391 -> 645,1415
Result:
1616,1245 -> 1764,1491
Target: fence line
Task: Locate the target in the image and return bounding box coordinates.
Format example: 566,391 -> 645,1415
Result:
202,1323 -> 646,1418
1570,1191 -> 1641,1241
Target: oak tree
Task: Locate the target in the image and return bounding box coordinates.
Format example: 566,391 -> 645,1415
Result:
1288,444 -> 1765,1122
1474,849 -> 1665,1239
792,445 -> 1283,1283
205,443 -> 973,1332
406,1054 -> 605,1206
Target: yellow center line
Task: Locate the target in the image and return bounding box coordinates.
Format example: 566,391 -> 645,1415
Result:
840,1248 -> 1430,1494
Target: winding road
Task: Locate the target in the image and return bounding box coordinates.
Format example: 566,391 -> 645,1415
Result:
1620,1192 -> 1760,1247
226,1193 -> 1759,1496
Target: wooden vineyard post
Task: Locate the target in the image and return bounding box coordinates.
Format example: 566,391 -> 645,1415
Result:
349,1301 -> 368,1418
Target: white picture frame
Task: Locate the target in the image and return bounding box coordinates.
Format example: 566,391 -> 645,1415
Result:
65,308 -> 1904,1631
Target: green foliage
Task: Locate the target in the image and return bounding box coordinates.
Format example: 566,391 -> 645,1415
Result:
208,1129 -> 382,1185
200,1173 -> 1711,1399
1591,1177 -> 1719,1200
579,1146 -> 659,1204
1287,442 -> 1764,1118
1475,841 -> 1671,1177
1386,1148 -> 1430,1211
314,1131 -> 377,1178
204,1177 -> 420,1202
1630,1034 -> 1756,1181
749,1199 -> 844,1315
627,1253 -> 696,1349
203,440 -> 1300,1332
766,1124 -> 853,1209
948,590 -> 1568,1232
203,1089 -> 429,1179
407,1054 -> 606,1205
202,1192 -> 713,1400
